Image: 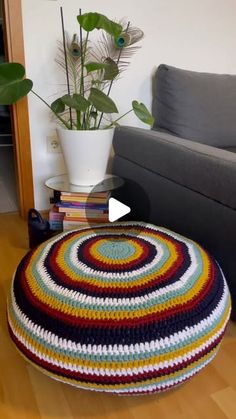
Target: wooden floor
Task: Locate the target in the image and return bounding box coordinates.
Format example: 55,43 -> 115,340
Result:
0,213 -> 236,419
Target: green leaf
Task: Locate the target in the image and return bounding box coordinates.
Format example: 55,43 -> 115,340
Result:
88,88 -> 118,113
0,62 -> 33,105
51,98 -> 65,113
85,59 -> 119,81
103,58 -> 119,81
97,15 -> 122,37
132,100 -> 154,126
77,12 -> 99,31
77,13 -> 122,37
61,94 -> 90,112
85,62 -> 108,73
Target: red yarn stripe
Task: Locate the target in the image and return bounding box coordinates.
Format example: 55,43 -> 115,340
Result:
8,323 -> 223,385
17,253 -> 216,329
45,235 -> 185,295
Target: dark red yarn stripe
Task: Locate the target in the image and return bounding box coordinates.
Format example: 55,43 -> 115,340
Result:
45,235 -> 185,295
18,254 -> 216,329
81,236 -> 151,271
8,323 -> 223,385
120,374 -> 194,395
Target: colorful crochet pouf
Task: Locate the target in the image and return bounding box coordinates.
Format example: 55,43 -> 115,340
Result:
7,222 -> 231,395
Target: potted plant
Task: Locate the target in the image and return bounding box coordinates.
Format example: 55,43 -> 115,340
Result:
0,10 -> 154,186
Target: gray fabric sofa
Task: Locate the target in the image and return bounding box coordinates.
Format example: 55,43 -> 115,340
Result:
112,64 -> 236,318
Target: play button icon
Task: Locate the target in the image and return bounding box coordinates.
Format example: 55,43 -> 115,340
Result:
108,197 -> 131,222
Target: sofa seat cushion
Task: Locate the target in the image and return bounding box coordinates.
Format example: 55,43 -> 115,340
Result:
223,146 -> 236,153
153,64 -> 236,148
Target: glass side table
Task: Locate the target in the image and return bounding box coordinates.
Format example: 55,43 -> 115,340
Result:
45,173 -> 124,193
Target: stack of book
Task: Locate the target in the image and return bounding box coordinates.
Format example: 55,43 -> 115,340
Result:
56,191 -> 110,231
49,205 -> 64,231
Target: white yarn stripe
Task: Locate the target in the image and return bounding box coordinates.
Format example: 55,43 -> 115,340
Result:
107,352 -> 217,394
24,351 -> 217,394
36,232 -> 166,281
8,308 -> 227,376
69,233 -> 165,276
31,234 -> 199,308
9,276 -> 229,356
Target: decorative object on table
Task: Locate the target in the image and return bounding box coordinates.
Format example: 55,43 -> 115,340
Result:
57,128 -> 115,186
7,222 -> 231,395
27,208 -> 51,249
0,9 -> 154,186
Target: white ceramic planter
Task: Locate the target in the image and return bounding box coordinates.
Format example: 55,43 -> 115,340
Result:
57,128 -> 114,186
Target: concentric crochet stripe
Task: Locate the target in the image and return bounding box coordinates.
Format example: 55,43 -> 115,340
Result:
7,222 -> 231,394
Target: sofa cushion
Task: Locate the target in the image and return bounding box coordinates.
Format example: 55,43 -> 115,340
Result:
153,64 -> 236,147
113,126 -> 236,210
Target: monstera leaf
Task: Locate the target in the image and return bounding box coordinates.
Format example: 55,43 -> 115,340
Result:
85,59 -> 119,81
51,97 -> 65,114
0,63 -> 33,105
88,88 -> 118,113
132,100 -> 154,126
77,12 -> 122,37
61,94 -> 90,112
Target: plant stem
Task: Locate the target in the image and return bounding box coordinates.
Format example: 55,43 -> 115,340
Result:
31,90 -> 71,129
76,110 -> 81,129
97,21 -> 130,129
60,6 -> 73,129
94,114 -> 98,129
79,9 -> 83,96
77,9 -> 83,128
85,106 -> 92,129
82,33 -> 89,129
105,109 -> 133,129
79,9 -> 89,129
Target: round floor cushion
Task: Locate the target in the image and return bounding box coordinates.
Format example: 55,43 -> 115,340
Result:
7,222 -> 231,395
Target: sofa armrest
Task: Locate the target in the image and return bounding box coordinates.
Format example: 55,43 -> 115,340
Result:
113,126 -> 236,209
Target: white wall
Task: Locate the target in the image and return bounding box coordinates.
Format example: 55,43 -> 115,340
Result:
21,0 -> 236,210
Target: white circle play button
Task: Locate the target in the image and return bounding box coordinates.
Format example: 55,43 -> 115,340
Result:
108,197 -> 131,222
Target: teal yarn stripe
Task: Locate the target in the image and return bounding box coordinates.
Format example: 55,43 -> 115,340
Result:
28,248 -> 202,314
63,234 -> 171,284
9,295 -> 228,363
97,241 -> 136,260
29,241 -> 203,313
109,352 -> 217,393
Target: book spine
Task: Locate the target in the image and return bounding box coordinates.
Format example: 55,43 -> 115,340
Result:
61,192 -> 109,198
60,199 -> 108,204
64,216 -> 108,222
59,208 -> 108,214
65,211 -> 108,217
58,202 -> 108,209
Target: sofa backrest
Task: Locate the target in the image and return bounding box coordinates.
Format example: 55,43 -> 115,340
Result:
153,64 -> 236,148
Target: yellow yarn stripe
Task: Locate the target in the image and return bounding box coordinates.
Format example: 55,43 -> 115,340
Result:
12,338 -> 219,391
8,297 -> 230,372
24,245 -> 210,321
27,233 -> 179,291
